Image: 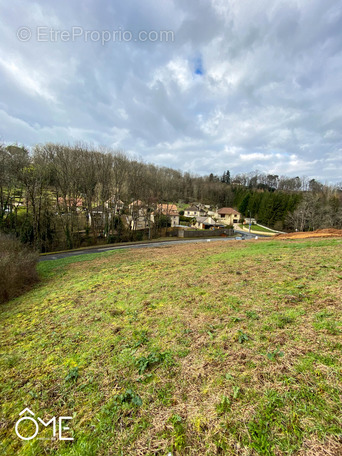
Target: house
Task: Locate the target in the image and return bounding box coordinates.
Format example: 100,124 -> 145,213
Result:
105,198 -> 124,213
88,205 -> 106,229
207,206 -> 218,217
129,200 -> 144,211
193,216 -> 216,230
128,200 -> 147,218
184,205 -> 207,218
215,207 -> 241,225
87,204 -> 119,230
127,215 -> 150,231
151,203 -> 179,227
156,203 -> 178,212
57,197 -> 84,212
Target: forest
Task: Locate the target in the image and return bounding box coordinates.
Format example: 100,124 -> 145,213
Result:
1,142 -> 341,252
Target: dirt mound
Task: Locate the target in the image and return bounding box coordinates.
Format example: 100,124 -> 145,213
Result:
276,228 -> 342,239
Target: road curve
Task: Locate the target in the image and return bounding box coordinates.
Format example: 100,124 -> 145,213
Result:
39,234 -> 264,262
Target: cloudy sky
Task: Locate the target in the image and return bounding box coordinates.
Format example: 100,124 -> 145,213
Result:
0,0 -> 341,183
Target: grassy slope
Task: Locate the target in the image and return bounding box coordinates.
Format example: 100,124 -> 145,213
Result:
239,224 -> 274,233
1,239 -> 342,456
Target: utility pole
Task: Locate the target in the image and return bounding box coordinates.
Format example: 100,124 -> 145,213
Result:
249,210 -> 251,233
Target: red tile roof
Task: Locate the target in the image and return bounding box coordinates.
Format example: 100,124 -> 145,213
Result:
57,197 -> 83,207
155,204 -> 179,216
157,204 -> 178,212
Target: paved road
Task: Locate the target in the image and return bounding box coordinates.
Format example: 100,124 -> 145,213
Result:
39,233 -> 265,262
233,229 -> 265,239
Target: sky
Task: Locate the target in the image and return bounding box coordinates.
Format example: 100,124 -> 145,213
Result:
0,0 -> 342,183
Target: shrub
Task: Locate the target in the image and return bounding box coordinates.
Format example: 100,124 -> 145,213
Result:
0,234 -> 39,304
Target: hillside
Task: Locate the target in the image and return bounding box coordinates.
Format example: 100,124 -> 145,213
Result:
1,239 -> 342,455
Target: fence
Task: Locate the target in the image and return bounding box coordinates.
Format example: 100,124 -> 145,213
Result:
178,228 -> 234,238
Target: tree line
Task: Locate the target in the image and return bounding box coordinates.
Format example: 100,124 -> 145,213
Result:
1,142 -> 341,251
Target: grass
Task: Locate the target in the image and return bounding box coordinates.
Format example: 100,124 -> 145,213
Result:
1,238 -> 342,455
239,224 -> 275,233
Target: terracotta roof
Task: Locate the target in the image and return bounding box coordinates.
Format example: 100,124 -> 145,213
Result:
156,204 -> 178,212
155,208 -> 179,216
217,207 -> 240,215
57,197 -> 83,207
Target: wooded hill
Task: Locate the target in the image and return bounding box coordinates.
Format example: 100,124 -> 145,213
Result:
1,142 -> 341,251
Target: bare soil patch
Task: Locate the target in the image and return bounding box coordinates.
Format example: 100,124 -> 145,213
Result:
276,228 -> 342,239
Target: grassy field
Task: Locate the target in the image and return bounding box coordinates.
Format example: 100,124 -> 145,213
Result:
1,238 -> 342,455
239,224 -> 275,234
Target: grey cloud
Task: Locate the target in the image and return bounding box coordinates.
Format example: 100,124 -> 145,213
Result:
0,0 -> 341,183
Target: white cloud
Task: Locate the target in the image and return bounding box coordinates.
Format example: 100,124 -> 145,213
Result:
0,56 -> 56,102
0,0 -> 341,183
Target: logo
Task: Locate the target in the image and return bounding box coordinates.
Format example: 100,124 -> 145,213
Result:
15,408 -> 73,441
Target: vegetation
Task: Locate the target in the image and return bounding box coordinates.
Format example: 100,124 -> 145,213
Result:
1,238 -> 341,455
238,224 -> 275,233
0,233 -> 39,304
1,143 -> 342,252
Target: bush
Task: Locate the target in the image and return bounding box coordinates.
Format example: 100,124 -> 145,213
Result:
0,234 -> 39,304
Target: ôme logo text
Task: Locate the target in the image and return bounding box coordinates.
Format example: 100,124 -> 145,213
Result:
15,408 -> 73,441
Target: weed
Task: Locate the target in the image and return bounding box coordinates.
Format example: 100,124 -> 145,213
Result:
136,350 -> 172,375
169,414 -> 186,452
246,310 -> 259,320
225,373 -> 234,381
275,314 -> 295,328
237,330 -> 249,344
65,366 -> 79,382
132,330 -> 149,348
226,296 -> 242,310
266,348 -> 284,361
216,395 -> 231,415
157,383 -> 174,406
232,386 -> 240,399
113,389 -> 142,407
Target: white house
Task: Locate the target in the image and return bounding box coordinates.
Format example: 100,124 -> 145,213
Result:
193,216 -> 216,230
215,207 -> 241,225
184,205 -> 207,218
151,204 -> 179,227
